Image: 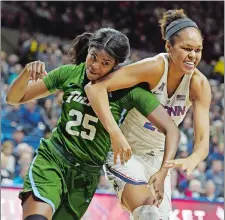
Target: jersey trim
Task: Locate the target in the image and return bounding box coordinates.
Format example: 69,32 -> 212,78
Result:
29,155 -> 56,213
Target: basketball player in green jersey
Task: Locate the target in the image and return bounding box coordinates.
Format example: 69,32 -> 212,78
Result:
6,28 -> 180,220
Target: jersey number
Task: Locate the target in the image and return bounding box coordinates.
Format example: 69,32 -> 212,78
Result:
66,109 -> 98,141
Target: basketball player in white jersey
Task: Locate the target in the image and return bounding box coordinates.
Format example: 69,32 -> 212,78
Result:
85,9 -> 211,220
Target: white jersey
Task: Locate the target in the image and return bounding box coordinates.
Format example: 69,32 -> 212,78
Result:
120,53 -> 193,153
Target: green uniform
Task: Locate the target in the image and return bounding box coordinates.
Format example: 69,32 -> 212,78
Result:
19,63 -> 160,220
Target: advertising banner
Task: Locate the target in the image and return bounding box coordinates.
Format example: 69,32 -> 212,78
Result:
1,187 -> 223,220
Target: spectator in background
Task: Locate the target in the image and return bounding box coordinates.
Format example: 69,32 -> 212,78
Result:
14,143 -> 34,178
13,164 -> 30,185
192,161 -> 207,187
201,180 -> 217,202
185,179 -> 203,199
213,56 -> 224,83
1,154 -> 13,185
206,160 -> 224,197
19,99 -> 50,134
4,105 -> 21,127
171,169 -> 184,198
7,63 -> 22,85
211,120 -> 224,145
180,116 -> 194,142
1,83 -> 10,110
11,127 -> 25,146
1,141 -> 16,175
15,143 -> 34,162
7,53 -> 19,69
1,51 -> 9,81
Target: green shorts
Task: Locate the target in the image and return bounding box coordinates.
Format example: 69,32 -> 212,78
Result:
19,139 -> 101,220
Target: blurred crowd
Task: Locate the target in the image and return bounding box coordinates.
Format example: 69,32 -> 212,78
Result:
1,1 -> 224,203
1,1 -> 224,62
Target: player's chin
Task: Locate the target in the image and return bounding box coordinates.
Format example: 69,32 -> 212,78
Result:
86,72 -> 99,81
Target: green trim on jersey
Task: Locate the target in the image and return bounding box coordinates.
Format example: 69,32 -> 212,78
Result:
42,63 -> 160,166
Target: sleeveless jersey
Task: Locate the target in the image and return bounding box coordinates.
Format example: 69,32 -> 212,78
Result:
42,63 -> 160,166
120,53 -> 193,153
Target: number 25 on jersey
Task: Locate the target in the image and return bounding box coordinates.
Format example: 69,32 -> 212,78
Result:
66,109 -> 99,141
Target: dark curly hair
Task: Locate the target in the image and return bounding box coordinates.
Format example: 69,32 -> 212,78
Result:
69,28 -> 130,65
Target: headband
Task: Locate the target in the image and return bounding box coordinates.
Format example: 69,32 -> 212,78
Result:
165,18 -> 199,40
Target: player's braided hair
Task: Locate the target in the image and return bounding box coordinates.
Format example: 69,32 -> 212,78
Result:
69,28 -> 130,65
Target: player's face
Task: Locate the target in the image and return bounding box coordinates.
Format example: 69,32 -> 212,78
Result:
168,27 -> 203,75
86,47 -> 116,81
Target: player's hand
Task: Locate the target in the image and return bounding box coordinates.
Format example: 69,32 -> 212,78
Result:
110,132 -> 132,165
147,169 -> 168,207
164,156 -> 198,176
25,61 -> 47,82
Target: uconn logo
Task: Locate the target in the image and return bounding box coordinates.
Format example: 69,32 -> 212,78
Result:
164,105 -> 186,117
144,105 -> 186,132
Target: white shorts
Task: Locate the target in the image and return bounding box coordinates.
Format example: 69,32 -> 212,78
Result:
104,151 -> 172,219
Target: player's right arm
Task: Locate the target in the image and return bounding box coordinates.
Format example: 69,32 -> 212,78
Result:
85,55 -> 164,163
6,61 -> 50,105
85,55 -> 163,139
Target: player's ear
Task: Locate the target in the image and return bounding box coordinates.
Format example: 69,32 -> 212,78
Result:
165,41 -> 170,53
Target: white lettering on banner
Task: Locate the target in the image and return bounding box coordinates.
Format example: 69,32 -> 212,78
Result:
182,210 -> 194,220
170,209 -> 206,220
170,209 -> 181,220
216,207 -> 224,220
194,211 -> 205,220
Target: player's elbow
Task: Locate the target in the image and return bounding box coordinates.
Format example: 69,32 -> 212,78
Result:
6,95 -> 20,105
202,144 -> 209,159
84,82 -> 106,95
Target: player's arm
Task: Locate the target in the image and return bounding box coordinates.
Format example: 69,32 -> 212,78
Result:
165,73 -> 211,175
147,106 -> 180,171
85,56 -> 163,136
127,87 -> 180,171
146,104 -> 180,205
6,61 -> 50,105
120,87 -> 180,204
6,62 -> 69,105
189,74 -> 211,162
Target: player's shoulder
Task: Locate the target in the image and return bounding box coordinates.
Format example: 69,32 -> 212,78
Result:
141,53 -> 165,70
191,69 -> 210,88
190,68 -> 211,99
140,53 -> 166,84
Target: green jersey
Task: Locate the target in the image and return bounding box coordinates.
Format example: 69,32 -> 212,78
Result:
42,63 -> 160,166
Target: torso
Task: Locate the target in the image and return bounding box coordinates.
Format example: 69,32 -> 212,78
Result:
120,53 -> 194,153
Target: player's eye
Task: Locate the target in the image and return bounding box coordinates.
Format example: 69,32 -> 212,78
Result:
91,54 -> 96,60
183,47 -> 192,51
102,62 -> 110,67
195,49 -> 202,53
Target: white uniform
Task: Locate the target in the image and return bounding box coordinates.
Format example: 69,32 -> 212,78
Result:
104,53 -> 194,219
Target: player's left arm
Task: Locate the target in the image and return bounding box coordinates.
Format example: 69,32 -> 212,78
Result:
189,74 -> 211,163
165,73 -> 211,175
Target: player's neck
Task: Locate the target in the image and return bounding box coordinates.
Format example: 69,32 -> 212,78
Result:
168,60 -> 185,82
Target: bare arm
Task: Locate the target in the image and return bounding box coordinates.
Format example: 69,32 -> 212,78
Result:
189,74 -> 211,163
6,61 -> 51,105
85,56 -> 163,136
165,73 -> 211,175
146,105 -> 180,205
147,105 -> 180,171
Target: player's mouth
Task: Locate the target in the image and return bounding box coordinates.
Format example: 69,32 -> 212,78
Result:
87,69 -> 101,79
183,61 -> 195,70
